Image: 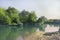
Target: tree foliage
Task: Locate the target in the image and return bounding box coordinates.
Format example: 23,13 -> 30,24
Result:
28,11 -> 37,23
37,16 -> 47,24
0,7 -> 48,25
7,7 -> 21,24
0,8 -> 11,25
19,10 -> 30,23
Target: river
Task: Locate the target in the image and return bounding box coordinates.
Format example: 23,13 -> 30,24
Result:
0,24 -> 60,40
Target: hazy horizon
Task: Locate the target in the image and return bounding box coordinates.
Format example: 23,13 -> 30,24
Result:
0,0 -> 60,19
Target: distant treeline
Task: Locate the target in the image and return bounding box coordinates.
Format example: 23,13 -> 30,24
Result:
45,19 -> 60,24
0,7 -> 60,25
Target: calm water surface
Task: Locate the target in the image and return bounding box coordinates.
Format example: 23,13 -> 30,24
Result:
0,24 -> 60,40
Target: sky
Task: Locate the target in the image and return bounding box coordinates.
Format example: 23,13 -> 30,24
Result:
0,0 -> 60,19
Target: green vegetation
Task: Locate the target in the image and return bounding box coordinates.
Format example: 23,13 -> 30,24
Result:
0,8 -> 11,25
0,7 -> 60,25
0,7 -> 48,25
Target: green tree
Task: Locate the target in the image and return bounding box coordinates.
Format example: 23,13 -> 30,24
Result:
0,8 -> 11,25
7,7 -> 21,25
37,16 -> 47,24
28,11 -> 37,23
19,10 -> 30,23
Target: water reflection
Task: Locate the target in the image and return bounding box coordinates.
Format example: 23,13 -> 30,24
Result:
0,24 -> 60,40
45,24 -> 60,32
0,25 -> 44,40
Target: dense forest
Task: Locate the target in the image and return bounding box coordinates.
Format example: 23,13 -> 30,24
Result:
0,7 -> 48,25
0,7 -> 60,25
